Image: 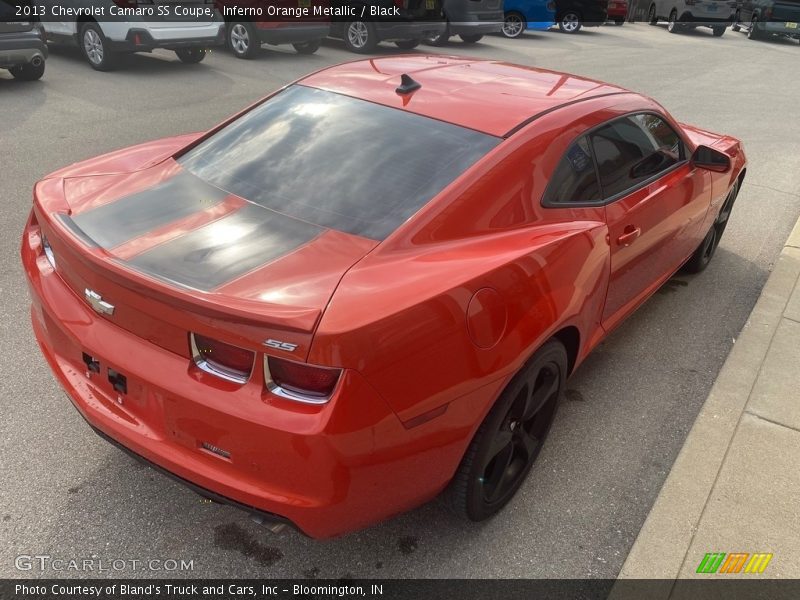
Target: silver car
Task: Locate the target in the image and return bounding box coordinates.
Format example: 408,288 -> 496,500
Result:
646,0 -> 735,35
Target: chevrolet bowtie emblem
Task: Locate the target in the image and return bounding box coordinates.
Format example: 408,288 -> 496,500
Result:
84,289 -> 115,316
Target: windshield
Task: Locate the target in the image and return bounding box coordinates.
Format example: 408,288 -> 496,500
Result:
179,85 -> 500,241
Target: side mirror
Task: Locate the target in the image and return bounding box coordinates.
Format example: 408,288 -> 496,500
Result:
692,145 -> 731,173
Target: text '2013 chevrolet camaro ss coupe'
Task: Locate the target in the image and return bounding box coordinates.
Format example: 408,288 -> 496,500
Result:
21,56 -> 746,538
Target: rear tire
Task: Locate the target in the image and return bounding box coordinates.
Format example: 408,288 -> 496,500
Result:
648,4 -> 658,24
80,22 -> 117,71
343,20 -> 377,53
614,16 -> 625,25
227,21 -> 260,59
395,39 -> 421,49
443,340 -> 567,521
293,39 -> 321,54
175,48 -> 206,63
501,12 -> 526,38
425,23 -> 450,45
712,25 -> 726,36
731,11 -> 741,31
9,60 -> 45,80
460,33 -> 483,43
667,9 -> 682,33
748,15 -> 763,39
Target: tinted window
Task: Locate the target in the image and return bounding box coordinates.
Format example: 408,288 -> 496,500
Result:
179,85 -> 499,241
590,114 -> 684,198
543,136 -> 602,204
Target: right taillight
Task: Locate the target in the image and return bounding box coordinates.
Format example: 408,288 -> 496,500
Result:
191,333 -> 254,384
265,356 -> 341,404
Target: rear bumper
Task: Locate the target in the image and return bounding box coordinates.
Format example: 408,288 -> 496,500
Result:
0,33 -> 48,69
679,11 -> 734,24
448,19 -> 503,35
374,20 -> 447,40
761,20 -> 800,35
21,210 -> 467,538
254,23 -> 330,44
108,25 -> 225,52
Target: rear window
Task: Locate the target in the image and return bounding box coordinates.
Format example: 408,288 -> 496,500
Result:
179,85 -> 499,241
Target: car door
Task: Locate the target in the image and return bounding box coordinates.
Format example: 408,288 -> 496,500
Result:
592,113 -> 710,330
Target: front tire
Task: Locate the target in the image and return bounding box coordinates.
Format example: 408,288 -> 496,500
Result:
460,33 -> 483,43
667,9 -> 682,33
80,22 -> 117,71
558,11 -> 582,33
731,11 -> 741,31
747,15 -> 763,39
648,4 -> 658,24
343,20 -> 377,53
395,39 -> 421,49
175,48 -> 206,63
501,12 -> 526,38
9,60 -> 45,80
712,25 -> 726,37
614,16 -> 625,25
227,21 -> 260,59
443,340 -> 567,521
293,39 -> 321,54
683,181 -> 739,274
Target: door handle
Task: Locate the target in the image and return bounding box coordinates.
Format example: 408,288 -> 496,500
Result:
617,226 -> 641,247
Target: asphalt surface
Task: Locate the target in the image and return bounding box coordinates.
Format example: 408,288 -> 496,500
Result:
2,23 -> 800,579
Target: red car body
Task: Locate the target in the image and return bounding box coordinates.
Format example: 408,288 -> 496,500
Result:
21,56 -> 746,538
606,0 -> 628,22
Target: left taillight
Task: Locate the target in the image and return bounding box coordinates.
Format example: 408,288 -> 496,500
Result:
190,333 -> 254,384
41,233 -> 56,269
265,356 -> 341,404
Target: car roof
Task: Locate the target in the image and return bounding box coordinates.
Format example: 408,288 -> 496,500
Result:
300,55 -> 632,137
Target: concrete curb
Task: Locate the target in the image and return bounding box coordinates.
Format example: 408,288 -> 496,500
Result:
614,216 -> 800,585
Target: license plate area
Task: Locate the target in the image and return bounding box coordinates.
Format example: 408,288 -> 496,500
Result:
787,21 -> 798,28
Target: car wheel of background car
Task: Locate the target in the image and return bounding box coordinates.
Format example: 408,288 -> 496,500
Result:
80,22 -> 117,71
731,11 -> 741,31
227,21 -> 259,59
175,48 -> 206,64
501,12 -> 526,38
684,181 -> 739,274
443,339 -> 567,521
747,15 -> 763,39
9,60 -> 45,81
425,22 -> 450,46
395,39 -> 421,49
614,16 -> 625,25
558,12 -> 583,33
344,20 -> 377,53
293,39 -> 321,54
460,34 -> 483,43
667,10 -> 682,33
648,4 -> 658,24
712,25 -> 726,36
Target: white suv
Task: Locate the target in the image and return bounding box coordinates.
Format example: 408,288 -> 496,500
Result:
41,0 -> 225,70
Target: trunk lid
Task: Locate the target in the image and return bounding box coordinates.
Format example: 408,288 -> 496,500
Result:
36,161 -> 377,360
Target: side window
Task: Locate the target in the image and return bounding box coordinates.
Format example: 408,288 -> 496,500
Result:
590,114 -> 684,199
543,136 -> 602,204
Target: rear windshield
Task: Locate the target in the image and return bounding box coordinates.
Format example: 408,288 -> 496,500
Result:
178,85 -> 499,241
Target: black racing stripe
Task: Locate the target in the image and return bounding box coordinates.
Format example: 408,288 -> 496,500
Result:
69,171 -> 228,249
126,204 -> 323,291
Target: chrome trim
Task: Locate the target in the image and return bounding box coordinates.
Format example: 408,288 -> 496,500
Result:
42,234 -> 56,268
190,333 -> 251,385
263,356 -> 338,405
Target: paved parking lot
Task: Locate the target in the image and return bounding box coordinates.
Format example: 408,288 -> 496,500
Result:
2,23 -> 799,579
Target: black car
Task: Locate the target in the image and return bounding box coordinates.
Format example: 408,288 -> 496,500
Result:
732,0 -> 800,41
0,18 -> 47,81
329,0 -> 446,52
426,0 -> 504,45
555,0 -> 609,31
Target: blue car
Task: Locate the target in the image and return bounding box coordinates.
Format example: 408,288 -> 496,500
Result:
501,0 -> 557,36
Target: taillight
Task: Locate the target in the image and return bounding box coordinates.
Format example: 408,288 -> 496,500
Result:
191,333 -> 254,384
265,356 -> 341,403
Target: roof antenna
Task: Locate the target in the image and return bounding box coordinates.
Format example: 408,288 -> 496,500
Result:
396,74 -> 421,95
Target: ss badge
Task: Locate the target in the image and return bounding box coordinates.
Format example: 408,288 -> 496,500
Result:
264,339 -> 298,352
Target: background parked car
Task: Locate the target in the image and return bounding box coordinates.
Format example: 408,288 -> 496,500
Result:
39,0 -> 225,70
732,0 -> 800,41
555,0 -> 609,32
606,0 -> 629,23
215,0 -> 330,58
501,0 -> 556,37
647,0 -> 734,35
0,18 -> 47,81
425,0 -> 503,45
329,0 -> 445,52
